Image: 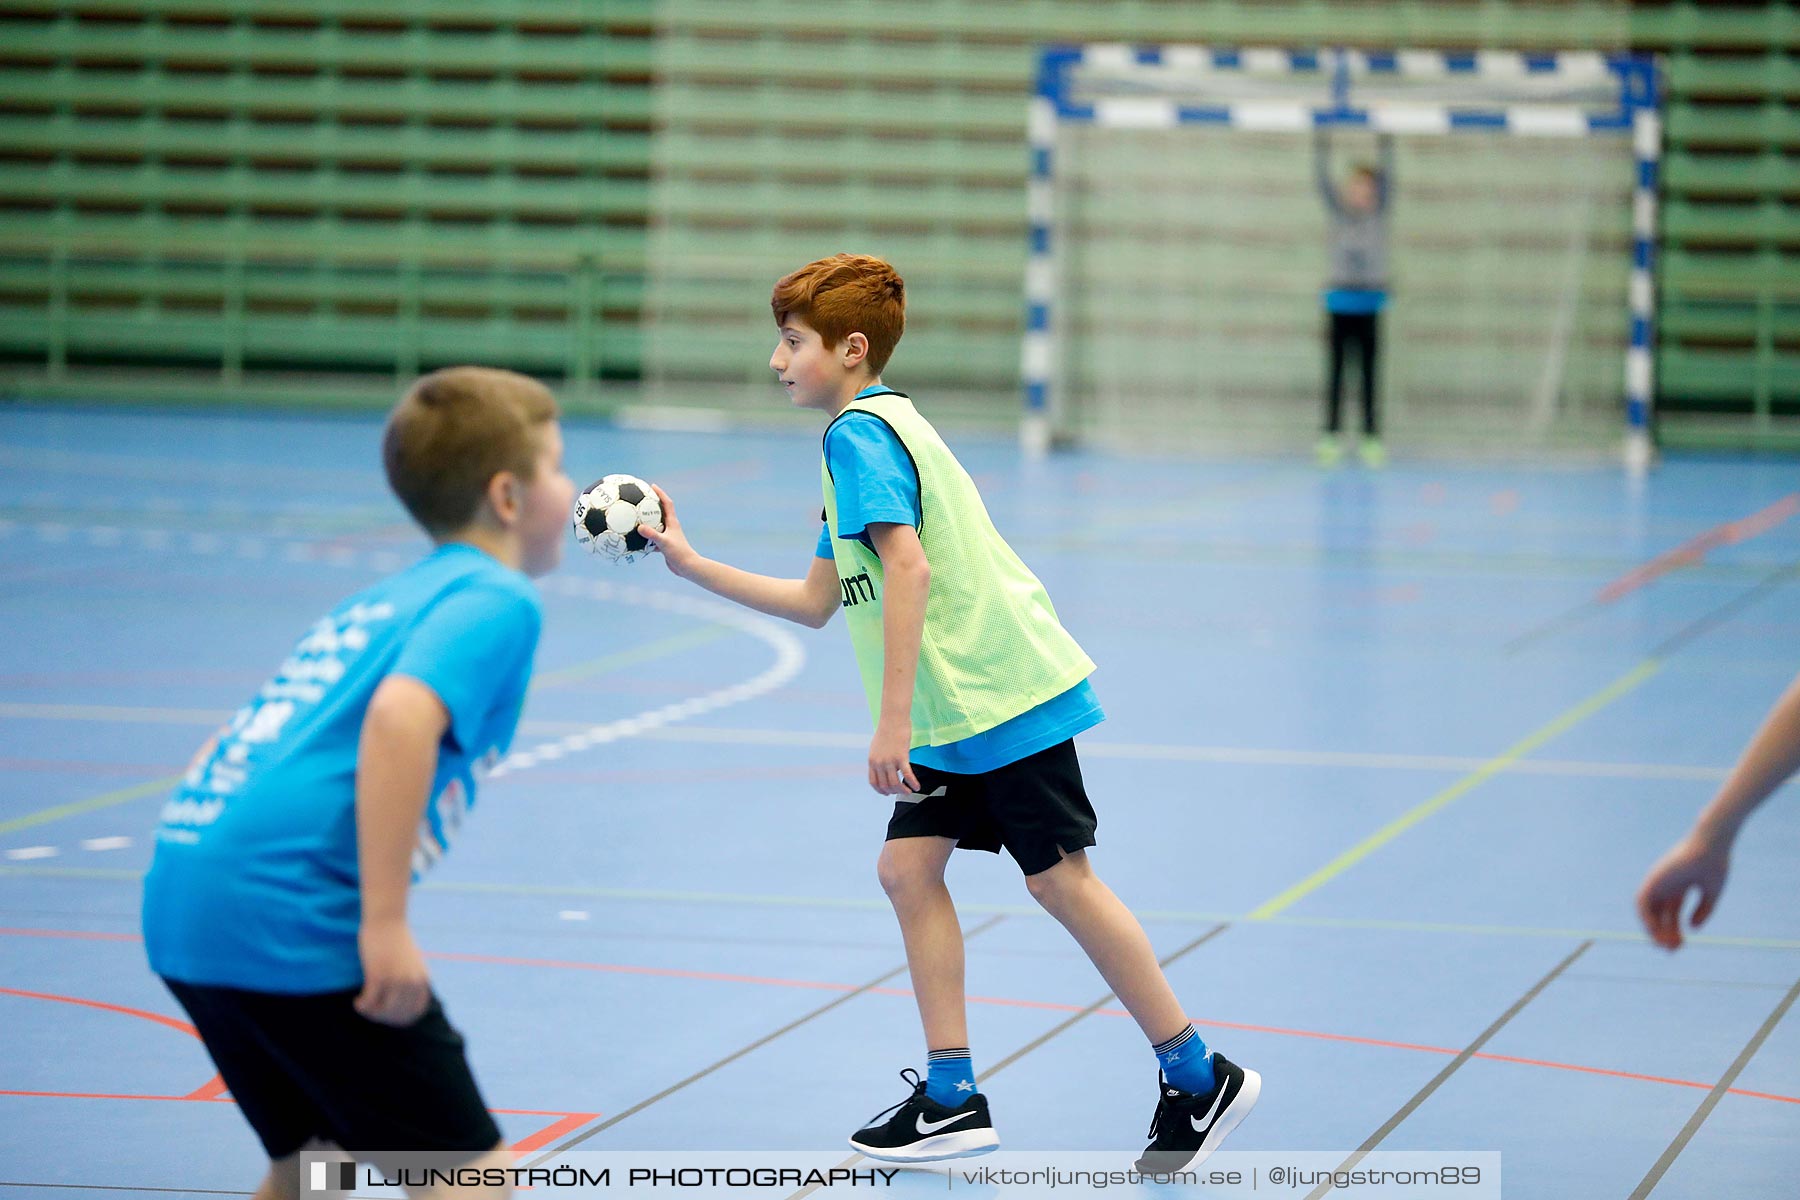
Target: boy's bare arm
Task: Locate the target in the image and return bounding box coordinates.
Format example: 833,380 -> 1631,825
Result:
866,521 -> 929,796
1699,670 -> 1800,839
1639,669 -> 1800,949
639,484 -> 840,628
354,674 -> 449,1026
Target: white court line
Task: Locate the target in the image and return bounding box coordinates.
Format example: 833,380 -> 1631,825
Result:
486,575 -> 806,779
5,861 -> 1797,950
0,523 -> 810,787
620,724 -> 1733,784
0,702 -> 1730,783
0,529 -> 1733,787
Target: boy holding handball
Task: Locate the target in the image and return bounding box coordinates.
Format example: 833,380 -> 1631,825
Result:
640,253 -> 1259,1169
143,367 -> 574,1199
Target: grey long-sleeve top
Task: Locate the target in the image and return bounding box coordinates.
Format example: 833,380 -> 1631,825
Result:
1314,132 -> 1394,292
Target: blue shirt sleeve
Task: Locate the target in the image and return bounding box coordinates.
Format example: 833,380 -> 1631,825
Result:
391,581 -> 542,755
825,413 -> 920,546
816,522 -> 834,559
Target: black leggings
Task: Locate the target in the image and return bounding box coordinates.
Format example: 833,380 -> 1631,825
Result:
1324,311 -> 1380,436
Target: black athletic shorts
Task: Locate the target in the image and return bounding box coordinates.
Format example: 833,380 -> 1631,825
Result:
163,979 -> 502,1162
885,738 -> 1097,876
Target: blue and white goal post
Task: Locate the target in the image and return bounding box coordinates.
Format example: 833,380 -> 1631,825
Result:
1021,45 -> 1662,465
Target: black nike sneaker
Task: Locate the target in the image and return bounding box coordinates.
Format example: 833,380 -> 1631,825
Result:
1134,1053 -> 1261,1174
848,1068 -> 1001,1162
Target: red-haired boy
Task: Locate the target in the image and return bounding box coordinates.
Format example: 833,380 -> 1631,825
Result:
642,254 -> 1259,1169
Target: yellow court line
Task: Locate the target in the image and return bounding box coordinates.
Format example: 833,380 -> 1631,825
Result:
1247,657 -> 1666,921
0,775 -> 182,838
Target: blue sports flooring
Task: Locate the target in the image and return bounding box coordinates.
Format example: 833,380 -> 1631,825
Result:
1,405 -> 1798,1198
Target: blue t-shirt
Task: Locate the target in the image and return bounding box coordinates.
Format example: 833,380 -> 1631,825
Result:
142,543 -> 542,992
817,387 -> 1103,774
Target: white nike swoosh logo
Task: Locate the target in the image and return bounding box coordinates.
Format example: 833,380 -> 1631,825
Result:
896,785 -> 948,806
1190,1085 -> 1229,1133
917,1109 -> 978,1135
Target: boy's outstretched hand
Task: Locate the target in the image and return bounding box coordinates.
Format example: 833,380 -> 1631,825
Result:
638,483 -> 695,576
356,918 -> 432,1026
1636,830 -> 1731,951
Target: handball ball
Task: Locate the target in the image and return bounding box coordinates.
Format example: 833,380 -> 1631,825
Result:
573,474 -> 663,563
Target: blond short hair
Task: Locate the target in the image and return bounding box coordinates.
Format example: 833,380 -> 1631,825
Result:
382,366 -> 558,535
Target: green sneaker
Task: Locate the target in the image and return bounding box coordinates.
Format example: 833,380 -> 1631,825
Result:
1315,437 -> 1344,467
1358,438 -> 1387,468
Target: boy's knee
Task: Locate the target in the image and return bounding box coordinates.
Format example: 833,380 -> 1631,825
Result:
876,852 -> 917,901
1024,853 -> 1091,913
1023,868 -> 1064,910
876,842 -> 940,902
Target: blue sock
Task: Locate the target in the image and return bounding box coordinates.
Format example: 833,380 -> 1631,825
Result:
1155,1025 -> 1216,1095
925,1048 -> 977,1106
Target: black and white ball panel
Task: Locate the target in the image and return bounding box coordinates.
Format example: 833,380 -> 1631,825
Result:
571,472 -> 663,564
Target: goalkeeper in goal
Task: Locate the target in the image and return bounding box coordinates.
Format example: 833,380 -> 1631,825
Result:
1314,129 -> 1394,467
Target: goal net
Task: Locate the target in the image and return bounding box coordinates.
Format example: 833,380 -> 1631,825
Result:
1024,46 -> 1660,458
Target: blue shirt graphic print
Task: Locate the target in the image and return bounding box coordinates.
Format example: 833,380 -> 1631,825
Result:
141,543 -> 541,992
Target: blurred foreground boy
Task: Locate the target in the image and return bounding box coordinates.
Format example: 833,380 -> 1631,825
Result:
144,367 -> 574,1199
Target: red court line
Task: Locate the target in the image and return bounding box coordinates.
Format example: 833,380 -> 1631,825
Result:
1472,1050 -> 1755,1096
426,949 -> 859,993
0,984 -> 226,1100
413,947 -> 1800,1108
509,1112 -> 601,1154
1597,493 -> 1800,604
7,928 -> 1797,1108
1109,1011 -> 1800,1103
0,1090 -> 212,1102
0,1087 -> 594,1153
0,982 -> 591,1149
187,1074 -> 230,1101
931,995 -> 1800,1105
0,984 -> 201,1039
424,949 -> 1800,1115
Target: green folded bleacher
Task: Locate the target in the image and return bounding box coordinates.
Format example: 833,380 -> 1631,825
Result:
1651,28 -> 1800,443
0,0 -> 654,405
2,0 -> 1795,448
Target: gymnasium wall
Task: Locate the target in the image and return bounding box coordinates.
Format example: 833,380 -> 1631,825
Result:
1,2 -> 1794,444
